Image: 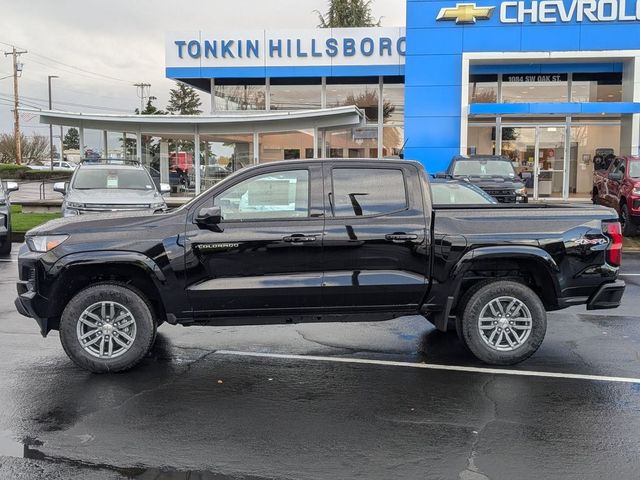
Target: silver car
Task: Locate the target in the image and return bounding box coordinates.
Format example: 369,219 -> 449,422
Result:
54,160 -> 170,217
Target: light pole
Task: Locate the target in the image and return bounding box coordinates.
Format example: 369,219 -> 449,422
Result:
48,75 -> 59,172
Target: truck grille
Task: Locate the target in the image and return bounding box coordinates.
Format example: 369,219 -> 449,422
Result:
484,189 -> 516,203
78,204 -> 150,213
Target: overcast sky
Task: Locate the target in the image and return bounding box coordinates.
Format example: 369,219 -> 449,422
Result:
0,0 -> 406,140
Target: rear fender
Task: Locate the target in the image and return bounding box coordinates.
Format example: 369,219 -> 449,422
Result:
439,246 -> 561,328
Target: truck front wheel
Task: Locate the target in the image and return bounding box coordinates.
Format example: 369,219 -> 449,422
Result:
59,283 -> 157,373
459,280 -> 546,365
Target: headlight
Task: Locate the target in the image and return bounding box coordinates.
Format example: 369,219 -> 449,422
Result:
515,187 -> 527,195
150,202 -> 166,209
26,235 -> 69,253
66,202 -> 84,208
632,187 -> 640,195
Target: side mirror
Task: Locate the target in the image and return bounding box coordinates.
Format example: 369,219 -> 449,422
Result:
195,206 -> 222,227
159,183 -> 171,194
4,181 -> 18,194
53,182 -> 67,194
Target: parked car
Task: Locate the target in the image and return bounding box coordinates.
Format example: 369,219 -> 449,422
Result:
430,176 -> 497,205
0,181 -> 19,255
593,156 -> 640,236
27,160 -> 77,171
446,155 -> 528,203
53,160 -> 170,217
16,159 -> 624,373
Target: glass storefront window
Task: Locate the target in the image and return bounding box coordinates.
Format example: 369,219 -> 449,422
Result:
270,83 -> 321,110
383,126 -> 404,157
501,74 -> 568,103
214,83 -> 266,110
569,124 -> 620,194
571,73 -> 623,103
82,129 -> 103,159
469,75 -> 498,103
466,125 -> 496,155
325,128 -> 377,158
382,83 -> 404,125
326,83 -> 380,123
200,134 -> 253,191
259,130 -> 314,163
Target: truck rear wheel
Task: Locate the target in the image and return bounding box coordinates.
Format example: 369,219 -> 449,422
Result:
59,283 -> 156,373
460,280 -> 546,365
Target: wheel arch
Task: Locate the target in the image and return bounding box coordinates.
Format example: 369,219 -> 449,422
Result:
44,252 -> 168,331
451,246 -> 561,312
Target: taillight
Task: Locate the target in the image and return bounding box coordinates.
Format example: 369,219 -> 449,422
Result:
603,221 -> 622,267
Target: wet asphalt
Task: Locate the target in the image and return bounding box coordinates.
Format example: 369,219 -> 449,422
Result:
0,247 -> 639,479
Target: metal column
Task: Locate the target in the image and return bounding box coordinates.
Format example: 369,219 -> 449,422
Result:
194,126 -> 201,195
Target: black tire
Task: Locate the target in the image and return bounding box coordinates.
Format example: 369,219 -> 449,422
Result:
460,280 -> 546,365
59,283 -> 156,373
455,280 -> 497,346
620,204 -> 637,237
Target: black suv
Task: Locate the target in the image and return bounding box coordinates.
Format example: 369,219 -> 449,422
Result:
446,155 -> 528,203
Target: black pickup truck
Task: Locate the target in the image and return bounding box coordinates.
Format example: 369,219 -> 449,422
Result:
15,159 -> 625,373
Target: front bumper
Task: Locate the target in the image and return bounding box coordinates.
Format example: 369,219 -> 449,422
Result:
586,280 -> 626,310
15,284 -> 51,337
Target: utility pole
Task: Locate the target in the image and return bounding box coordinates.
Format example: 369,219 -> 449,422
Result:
134,83 -> 151,114
48,75 -> 59,172
4,47 -> 27,164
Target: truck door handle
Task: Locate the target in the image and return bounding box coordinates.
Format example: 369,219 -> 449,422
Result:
283,234 -> 316,243
385,233 -> 418,242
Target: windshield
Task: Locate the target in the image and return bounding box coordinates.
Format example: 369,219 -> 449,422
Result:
72,168 -> 155,190
629,161 -> 640,178
431,183 -> 496,205
452,159 -> 516,177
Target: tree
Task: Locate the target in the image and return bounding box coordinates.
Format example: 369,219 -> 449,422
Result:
166,83 -> 203,115
0,133 -> 50,163
342,90 -> 395,122
135,96 -> 167,115
316,0 -> 381,27
63,128 -> 80,150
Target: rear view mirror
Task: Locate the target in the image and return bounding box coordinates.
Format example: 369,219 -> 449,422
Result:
159,183 -> 171,194
195,206 -> 222,227
4,181 -> 18,194
53,182 -> 67,194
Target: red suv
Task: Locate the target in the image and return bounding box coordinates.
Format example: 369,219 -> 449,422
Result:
593,156 -> 640,236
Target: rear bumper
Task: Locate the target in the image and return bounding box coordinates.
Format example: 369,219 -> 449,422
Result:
586,280 -> 626,310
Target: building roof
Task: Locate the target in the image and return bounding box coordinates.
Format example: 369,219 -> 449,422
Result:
23,107 -> 365,136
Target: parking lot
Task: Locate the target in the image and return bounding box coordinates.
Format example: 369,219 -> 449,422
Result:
0,247 -> 639,479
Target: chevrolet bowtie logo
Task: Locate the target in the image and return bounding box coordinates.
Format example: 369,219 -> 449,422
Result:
436,3 -> 495,24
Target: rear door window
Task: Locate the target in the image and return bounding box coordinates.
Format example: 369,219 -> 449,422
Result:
331,168 -> 407,217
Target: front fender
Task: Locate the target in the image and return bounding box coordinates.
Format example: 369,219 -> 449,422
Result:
48,250 -> 167,283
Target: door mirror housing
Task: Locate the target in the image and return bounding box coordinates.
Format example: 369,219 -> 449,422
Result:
609,172 -> 623,182
53,182 -> 67,194
3,181 -> 18,194
159,183 -> 171,194
196,206 -> 222,227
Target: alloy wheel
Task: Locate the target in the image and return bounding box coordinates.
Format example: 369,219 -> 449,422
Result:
477,296 -> 532,352
76,301 -> 137,359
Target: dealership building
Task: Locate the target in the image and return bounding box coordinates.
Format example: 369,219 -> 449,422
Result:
38,0 -> 640,199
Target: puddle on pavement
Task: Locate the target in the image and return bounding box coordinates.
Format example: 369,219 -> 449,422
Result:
0,430 -> 269,479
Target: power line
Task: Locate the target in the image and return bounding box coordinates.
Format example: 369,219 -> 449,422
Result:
0,39 -> 135,84
0,92 -> 130,112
